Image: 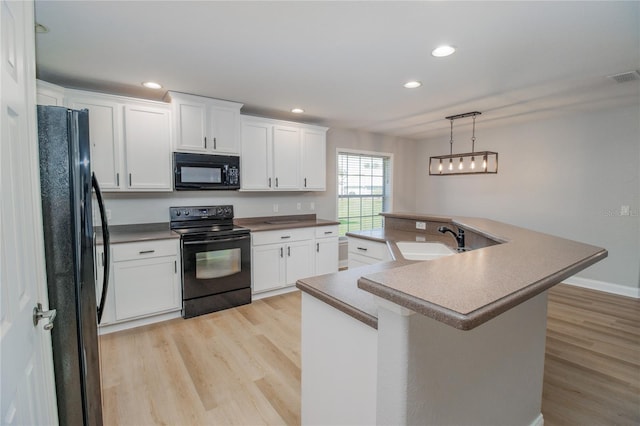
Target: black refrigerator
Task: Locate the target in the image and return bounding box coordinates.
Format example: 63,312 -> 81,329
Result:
38,105 -> 110,426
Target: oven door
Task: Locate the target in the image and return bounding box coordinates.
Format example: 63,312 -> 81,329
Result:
181,234 -> 251,300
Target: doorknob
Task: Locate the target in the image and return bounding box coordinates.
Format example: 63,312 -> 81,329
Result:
33,303 -> 57,331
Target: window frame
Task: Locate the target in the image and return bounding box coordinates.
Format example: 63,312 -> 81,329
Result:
335,148 -> 394,236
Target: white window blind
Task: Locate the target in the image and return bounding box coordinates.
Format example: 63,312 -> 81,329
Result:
337,152 -> 391,236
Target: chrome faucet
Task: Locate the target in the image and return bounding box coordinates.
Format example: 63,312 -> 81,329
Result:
438,226 -> 465,249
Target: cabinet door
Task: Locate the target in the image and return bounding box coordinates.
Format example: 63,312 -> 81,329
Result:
285,240 -> 314,285
301,128 -> 326,191
123,104 -> 172,190
67,96 -> 122,190
95,245 -> 115,325
209,106 -> 239,154
241,120 -> 273,190
175,101 -> 207,152
112,256 -> 180,321
273,125 -> 301,190
252,244 -> 285,293
315,237 -> 339,275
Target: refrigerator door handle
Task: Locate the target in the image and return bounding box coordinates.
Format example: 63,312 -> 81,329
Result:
92,173 -> 110,324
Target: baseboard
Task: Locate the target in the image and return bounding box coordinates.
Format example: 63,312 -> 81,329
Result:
563,276 -> 640,299
98,309 -> 182,335
252,285 -> 299,301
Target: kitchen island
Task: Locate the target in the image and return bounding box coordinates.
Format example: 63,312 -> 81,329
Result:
296,213 -> 607,426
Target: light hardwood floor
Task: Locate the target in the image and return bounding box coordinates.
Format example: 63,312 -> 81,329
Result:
100,284 -> 639,425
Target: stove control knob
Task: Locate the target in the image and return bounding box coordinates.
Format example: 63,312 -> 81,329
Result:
175,211 -> 181,216
184,210 -> 190,216
224,206 -> 232,216
216,207 -> 224,216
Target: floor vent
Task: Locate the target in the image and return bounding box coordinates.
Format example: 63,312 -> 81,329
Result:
608,70 -> 640,83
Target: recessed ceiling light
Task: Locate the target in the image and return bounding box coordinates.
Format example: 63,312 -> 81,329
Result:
291,108 -> 304,114
403,81 -> 422,89
431,45 -> 456,57
142,81 -> 162,89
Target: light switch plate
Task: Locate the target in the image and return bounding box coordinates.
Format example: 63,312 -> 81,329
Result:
416,221 -> 426,230
621,205 -> 630,216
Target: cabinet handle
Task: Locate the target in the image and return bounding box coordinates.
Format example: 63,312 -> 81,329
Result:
139,250 -> 155,254
174,260 -> 177,273
116,173 -> 119,186
268,177 -> 272,188
280,236 -> 291,239
304,178 -> 307,188
324,231 -> 333,235
204,136 -> 207,148
129,173 -> 132,186
280,247 -> 283,258
316,243 -> 319,252
357,247 -> 368,252
287,246 -> 291,257
275,177 -> 279,187
214,137 -> 217,150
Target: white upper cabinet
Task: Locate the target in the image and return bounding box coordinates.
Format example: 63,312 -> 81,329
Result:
36,80 -> 65,106
64,89 -> 173,192
123,103 -> 172,190
273,125 -> 301,190
168,91 -> 243,155
240,115 -> 328,192
66,91 -> 122,190
300,128 -> 327,191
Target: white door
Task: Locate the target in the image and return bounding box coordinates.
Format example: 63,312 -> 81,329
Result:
209,106 -> 239,154
176,101 -> 207,152
315,237 -> 339,275
241,120 -> 273,190
300,128 -> 326,190
1,0 -> 58,424
285,240 -> 314,285
251,244 -> 285,293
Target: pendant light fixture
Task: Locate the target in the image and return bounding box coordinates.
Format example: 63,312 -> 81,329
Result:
429,111 -> 498,175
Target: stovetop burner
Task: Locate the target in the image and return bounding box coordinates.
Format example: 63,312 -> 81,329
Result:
170,205 -> 248,237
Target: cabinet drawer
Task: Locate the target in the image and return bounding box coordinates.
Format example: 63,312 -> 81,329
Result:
252,227 -> 315,246
315,225 -> 338,239
112,239 -> 178,262
347,237 -> 391,261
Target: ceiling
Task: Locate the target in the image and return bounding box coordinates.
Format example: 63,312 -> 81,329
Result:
34,1 -> 640,140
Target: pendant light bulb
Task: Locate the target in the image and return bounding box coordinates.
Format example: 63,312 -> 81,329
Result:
471,156 -> 476,169
438,159 -> 443,172
448,159 -> 453,171
483,155 -> 487,170
458,157 -> 464,170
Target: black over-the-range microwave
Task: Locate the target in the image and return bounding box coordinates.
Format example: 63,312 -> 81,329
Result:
173,152 -> 240,190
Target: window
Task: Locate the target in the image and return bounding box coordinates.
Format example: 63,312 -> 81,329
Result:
337,151 -> 392,236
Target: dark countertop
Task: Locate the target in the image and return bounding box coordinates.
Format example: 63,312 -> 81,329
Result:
96,222 -> 178,244
235,214 -> 339,232
297,213 -> 607,331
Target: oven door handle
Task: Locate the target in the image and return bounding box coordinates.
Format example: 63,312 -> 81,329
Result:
183,235 -> 250,245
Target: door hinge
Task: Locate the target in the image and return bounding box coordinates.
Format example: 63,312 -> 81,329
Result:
33,303 -> 57,331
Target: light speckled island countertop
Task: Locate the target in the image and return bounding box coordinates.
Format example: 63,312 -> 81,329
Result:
297,213 -> 607,330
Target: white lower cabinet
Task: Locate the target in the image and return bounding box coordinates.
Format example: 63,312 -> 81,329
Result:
315,226 -> 339,275
251,226 -> 339,294
252,228 -> 315,294
347,236 -> 392,268
97,239 -> 181,331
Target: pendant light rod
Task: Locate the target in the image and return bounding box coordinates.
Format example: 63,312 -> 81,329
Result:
445,111 -> 482,121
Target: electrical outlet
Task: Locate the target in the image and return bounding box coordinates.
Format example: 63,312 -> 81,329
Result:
297,203 -> 301,210
310,202 -> 315,211
273,204 -> 279,213
416,221 -> 426,230
621,205 -> 630,216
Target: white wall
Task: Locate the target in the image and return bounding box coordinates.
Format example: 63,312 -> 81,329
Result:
415,104 -> 640,290
102,128 -> 417,225
313,128 -> 418,221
